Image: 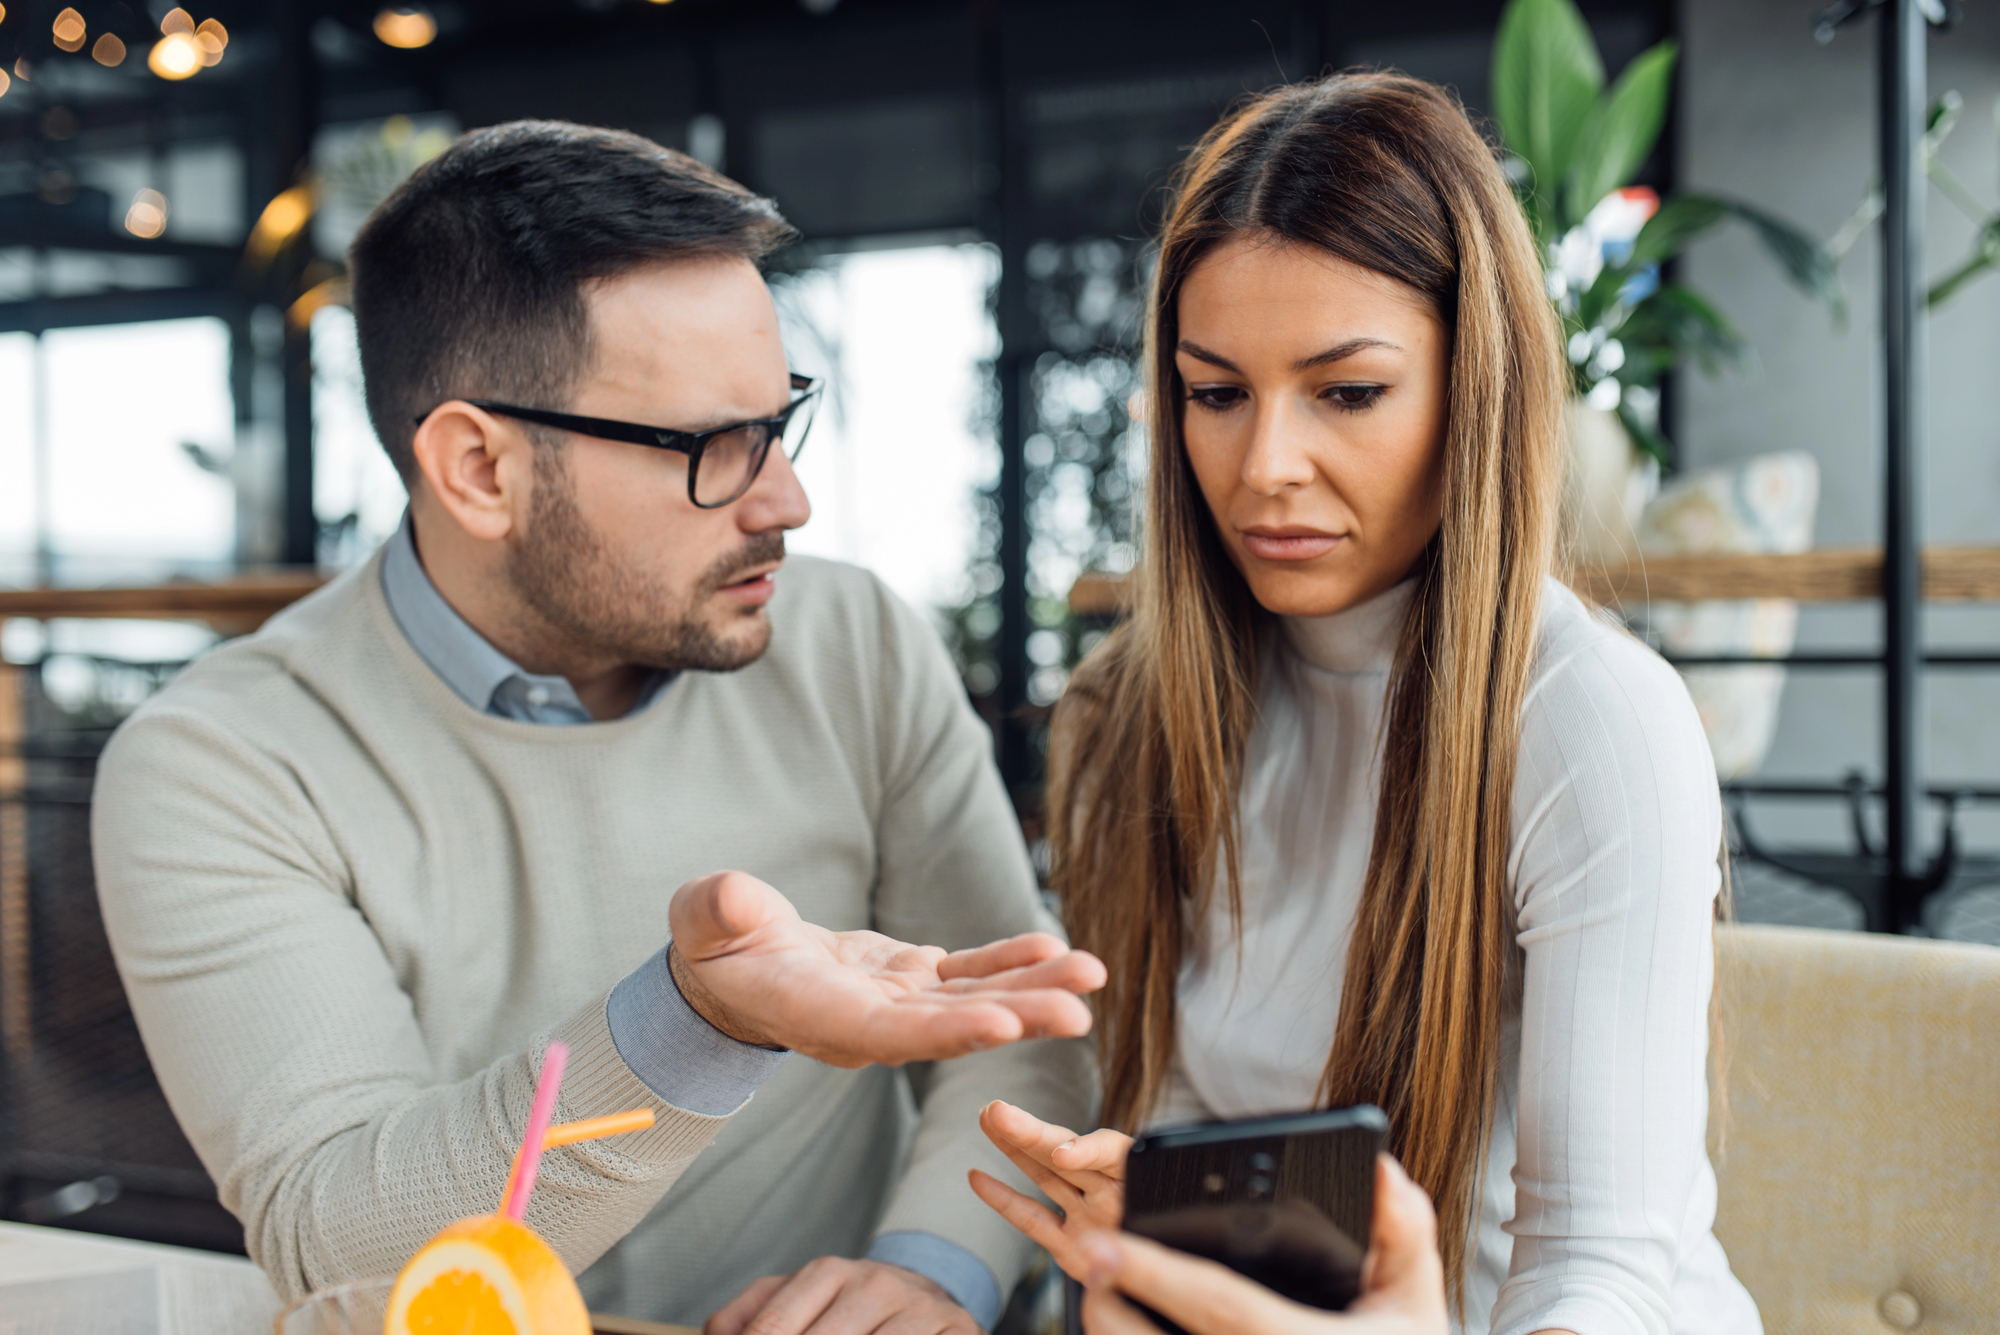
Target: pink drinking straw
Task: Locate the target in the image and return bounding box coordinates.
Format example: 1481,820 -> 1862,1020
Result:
499,1040 -> 570,1222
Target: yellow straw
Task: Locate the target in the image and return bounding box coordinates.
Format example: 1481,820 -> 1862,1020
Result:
541,1108 -> 655,1148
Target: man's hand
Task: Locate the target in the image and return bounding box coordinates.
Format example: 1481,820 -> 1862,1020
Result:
1076,1156 -> 1450,1335
705,1258 -> 977,1335
968,1099 -> 1131,1280
668,871 -> 1107,1068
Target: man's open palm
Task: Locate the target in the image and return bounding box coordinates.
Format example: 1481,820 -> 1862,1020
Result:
667,871 -> 1106,1067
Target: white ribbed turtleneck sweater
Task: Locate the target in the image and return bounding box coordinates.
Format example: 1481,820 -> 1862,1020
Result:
1156,577 -> 1762,1335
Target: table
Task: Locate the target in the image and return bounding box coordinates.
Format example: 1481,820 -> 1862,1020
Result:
0,1223 -> 697,1334
0,1222 -> 283,1334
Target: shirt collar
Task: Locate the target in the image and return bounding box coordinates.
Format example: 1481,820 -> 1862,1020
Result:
380,512 -> 669,725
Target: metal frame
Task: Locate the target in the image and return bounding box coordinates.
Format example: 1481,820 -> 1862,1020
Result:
1709,0 -> 1956,934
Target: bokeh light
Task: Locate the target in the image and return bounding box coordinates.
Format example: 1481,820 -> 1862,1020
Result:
148,32 -> 200,80
51,8 -> 86,53
91,33 -> 126,66
124,189 -> 169,240
373,9 -> 437,49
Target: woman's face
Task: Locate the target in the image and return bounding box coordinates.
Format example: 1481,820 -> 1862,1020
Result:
1175,234 -> 1450,618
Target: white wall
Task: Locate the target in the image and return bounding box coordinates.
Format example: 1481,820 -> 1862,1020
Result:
1677,0 -> 2000,878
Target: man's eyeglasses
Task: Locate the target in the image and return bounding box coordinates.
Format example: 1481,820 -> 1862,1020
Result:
414,373 -> 820,509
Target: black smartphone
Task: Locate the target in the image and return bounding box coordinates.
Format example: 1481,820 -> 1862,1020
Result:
1063,1105 -> 1388,1335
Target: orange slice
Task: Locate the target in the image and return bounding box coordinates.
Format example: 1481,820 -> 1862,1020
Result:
385,1214 -> 590,1335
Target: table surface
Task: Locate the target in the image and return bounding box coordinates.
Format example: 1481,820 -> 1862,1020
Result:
0,1222 -> 697,1335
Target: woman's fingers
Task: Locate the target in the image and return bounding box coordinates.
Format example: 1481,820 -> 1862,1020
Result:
1051,1127 -> 1133,1179
968,1169 -> 1088,1274
1077,1283 -> 1166,1335
1352,1156 -> 1446,1318
1080,1232 -> 1312,1335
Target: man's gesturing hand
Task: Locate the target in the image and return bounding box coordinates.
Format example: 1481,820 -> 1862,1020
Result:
706,1259 -> 975,1335
667,871 -> 1106,1068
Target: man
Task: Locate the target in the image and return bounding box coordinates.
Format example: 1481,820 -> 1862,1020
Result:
91,120 -> 1098,1332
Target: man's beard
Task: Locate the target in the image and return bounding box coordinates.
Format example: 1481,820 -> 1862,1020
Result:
504,448 -> 784,673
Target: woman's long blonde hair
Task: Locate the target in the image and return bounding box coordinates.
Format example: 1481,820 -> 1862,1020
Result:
1047,72 -> 1565,1295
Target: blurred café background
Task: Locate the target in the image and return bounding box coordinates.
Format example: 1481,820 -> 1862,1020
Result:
0,0 -> 1997,1309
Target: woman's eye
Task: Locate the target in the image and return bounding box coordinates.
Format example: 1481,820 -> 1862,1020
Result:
1325,384 -> 1386,412
1186,385 -> 1246,411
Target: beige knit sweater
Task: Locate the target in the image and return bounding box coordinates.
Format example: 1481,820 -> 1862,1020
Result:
91,551 -> 1094,1321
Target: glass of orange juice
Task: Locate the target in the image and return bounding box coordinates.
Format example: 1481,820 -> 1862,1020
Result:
274,1277 -> 393,1335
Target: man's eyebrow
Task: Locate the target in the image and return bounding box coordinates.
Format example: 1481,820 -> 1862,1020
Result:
1293,337 -> 1401,371
1176,339 -> 1242,374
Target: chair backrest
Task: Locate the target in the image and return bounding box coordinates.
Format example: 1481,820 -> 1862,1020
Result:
1711,923 -> 2000,1333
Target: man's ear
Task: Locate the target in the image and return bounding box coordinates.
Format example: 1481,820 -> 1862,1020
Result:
410,402 -> 531,543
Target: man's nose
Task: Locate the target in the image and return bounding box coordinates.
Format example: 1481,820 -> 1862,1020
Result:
737,443 -> 812,533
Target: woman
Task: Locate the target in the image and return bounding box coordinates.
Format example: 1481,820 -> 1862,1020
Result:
970,72 -> 1759,1335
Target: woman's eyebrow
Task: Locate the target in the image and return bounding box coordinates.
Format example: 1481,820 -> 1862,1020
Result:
1176,339 -> 1242,373
1293,337 -> 1401,371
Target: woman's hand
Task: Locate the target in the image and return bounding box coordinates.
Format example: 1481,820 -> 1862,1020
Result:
1077,1155 -> 1448,1335
968,1100 -> 1133,1280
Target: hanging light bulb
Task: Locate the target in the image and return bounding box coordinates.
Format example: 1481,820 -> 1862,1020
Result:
373,8 -> 437,49
149,31 -> 201,79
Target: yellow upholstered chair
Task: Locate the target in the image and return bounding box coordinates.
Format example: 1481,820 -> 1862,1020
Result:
1710,923 -> 2000,1333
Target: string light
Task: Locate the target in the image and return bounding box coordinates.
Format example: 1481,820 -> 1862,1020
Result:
91,33 -> 126,66
161,9 -> 194,36
373,8 -> 437,49
125,189 -> 169,239
149,31 -> 200,79
51,8 -> 86,53
0,70 -> 9,101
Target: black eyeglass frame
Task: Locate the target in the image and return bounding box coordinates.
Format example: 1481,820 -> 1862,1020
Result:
413,373 -> 821,509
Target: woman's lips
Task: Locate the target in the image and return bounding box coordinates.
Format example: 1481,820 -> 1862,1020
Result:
1239,529 -> 1345,562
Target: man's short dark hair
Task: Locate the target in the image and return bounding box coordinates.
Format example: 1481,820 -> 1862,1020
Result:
349,120 -> 798,481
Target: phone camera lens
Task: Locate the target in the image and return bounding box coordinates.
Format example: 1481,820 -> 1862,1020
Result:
1247,1174 -> 1272,1195
1202,1173 -> 1225,1193
1248,1152 -> 1276,1172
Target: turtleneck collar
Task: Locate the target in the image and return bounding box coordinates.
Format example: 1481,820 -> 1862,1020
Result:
1279,576 -> 1416,674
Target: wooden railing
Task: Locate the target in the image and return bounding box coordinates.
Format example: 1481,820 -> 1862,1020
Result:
0,570 -> 329,636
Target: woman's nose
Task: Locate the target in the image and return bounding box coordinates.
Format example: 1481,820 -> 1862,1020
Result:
1238,398 -> 1318,495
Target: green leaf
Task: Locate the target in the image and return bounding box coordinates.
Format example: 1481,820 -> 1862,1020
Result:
1492,0 -> 1604,239
1928,217 -> 2000,309
1619,284 -> 1745,377
1626,195 -> 1729,268
1562,40 -> 1678,228
1724,199 -> 1848,324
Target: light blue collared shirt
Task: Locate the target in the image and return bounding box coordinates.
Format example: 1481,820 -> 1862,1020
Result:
377,515 -> 1002,1328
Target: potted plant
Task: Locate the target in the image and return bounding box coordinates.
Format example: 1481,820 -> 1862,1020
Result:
1489,0 -> 1843,561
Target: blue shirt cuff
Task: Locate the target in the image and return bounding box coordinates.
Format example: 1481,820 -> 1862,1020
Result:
867,1232 -> 1003,1331
605,945 -> 789,1115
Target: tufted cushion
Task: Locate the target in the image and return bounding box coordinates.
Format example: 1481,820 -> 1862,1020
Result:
1710,924 -> 2000,1333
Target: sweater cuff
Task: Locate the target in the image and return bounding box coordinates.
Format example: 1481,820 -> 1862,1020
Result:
606,945 -> 790,1115
868,1232 -> 1003,1331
